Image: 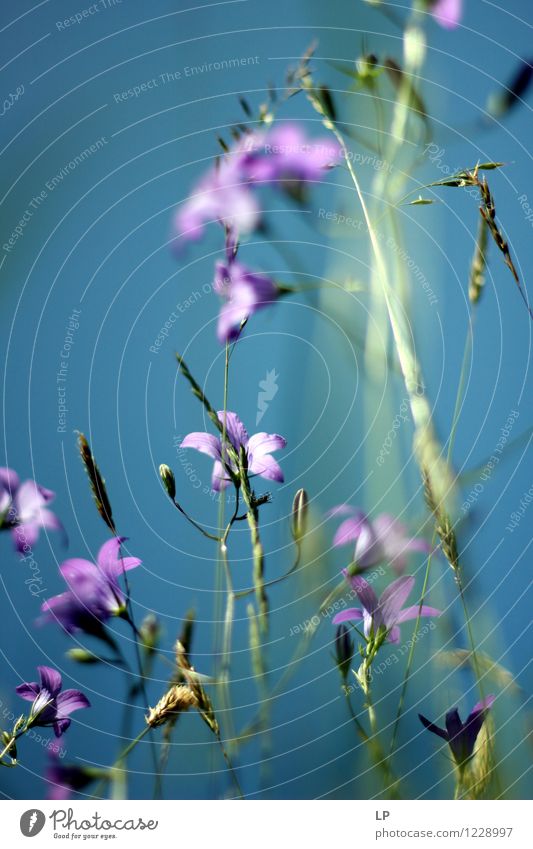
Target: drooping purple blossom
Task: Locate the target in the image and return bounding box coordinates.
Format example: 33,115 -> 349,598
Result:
419,696 -> 496,766
332,573 -> 441,644
431,0 -> 462,29
45,753 -> 96,799
0,467 -> 61,553
328,505 -> 431,574
180,411 -> 286,492
213,231 -> 278,343
16,666 -> 90,738
173,123 -> 340,245
40,537 -> 141,634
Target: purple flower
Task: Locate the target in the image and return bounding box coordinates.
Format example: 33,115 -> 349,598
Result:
180,411 -> 286,492
214,232 -> 278,342
431,0 -> 462,29
332,574 -> 441,644
328,505 -> 431,574
0,467 -> 61,552
45,753 -> 96,799
16,666 -> 90,738
419,696 -> 496,766
174,124 -> 340,245
40,537 -> 141,634
174,146 -> 261,244
249,124 -> 341,184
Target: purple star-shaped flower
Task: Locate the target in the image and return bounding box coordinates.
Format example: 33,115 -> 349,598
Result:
0,467 -> 61,553
213,231 -> 278,343
332,573 -> 441,644
419,696 -> 496,766
328,505 -> 431,574
431,0 -> 462,29
16,666 -> 90,738
40,537 -> 141,634
180,411 -> 286,492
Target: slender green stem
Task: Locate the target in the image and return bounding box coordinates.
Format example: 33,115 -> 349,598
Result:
171,498 -> 221,541
343,688 -> 400,799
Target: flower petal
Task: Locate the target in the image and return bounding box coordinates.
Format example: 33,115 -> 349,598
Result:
387,625 -> 401,644
56,690 -> 91,717
211,460 -> 230,491
15,682 -> 40,701
332,515 -> 366,548
54,718 -> 71,737
14,480 -> 54,521
38,666 -> 62,695
379,575 -> 415,629
332,608 -> 364,625
444,707 -> 463,741
180,432 -> 221,460
325,504 -> 357,519
0,467 -> 19,494
351,575 -> 380,616
432,0 -> 462,29
97,537 -> 141,580
395,604 -> 441,623
248,453 -> 284,483
419,713 -> 449,742
462,696 -> 495,757
247,432 -> 286,457
354,520 -> 382,569
59,559 -> 100,592
471,695 -> 496,715
11,521 -> 40,552
216,411 -> 249,450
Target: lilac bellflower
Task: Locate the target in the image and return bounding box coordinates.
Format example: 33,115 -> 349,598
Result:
332,573 -> 441,644
419,696 -> 496,767
180,411 -> 286,492
0,467 -> 61,552
328,505 -> 431,574
40,537 -> 141,634
16,666 -> 90,738
214,230 -> 278,343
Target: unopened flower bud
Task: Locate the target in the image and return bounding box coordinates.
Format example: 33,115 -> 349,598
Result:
67,648 -> 101,665
159,464 -> 176,500
291,488 -> 309,543
335,624 -> 354,681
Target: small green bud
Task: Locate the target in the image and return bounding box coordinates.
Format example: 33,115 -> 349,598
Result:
291,488 -> 309,543
67,648 -> 102,664
159,464 -> 176,500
